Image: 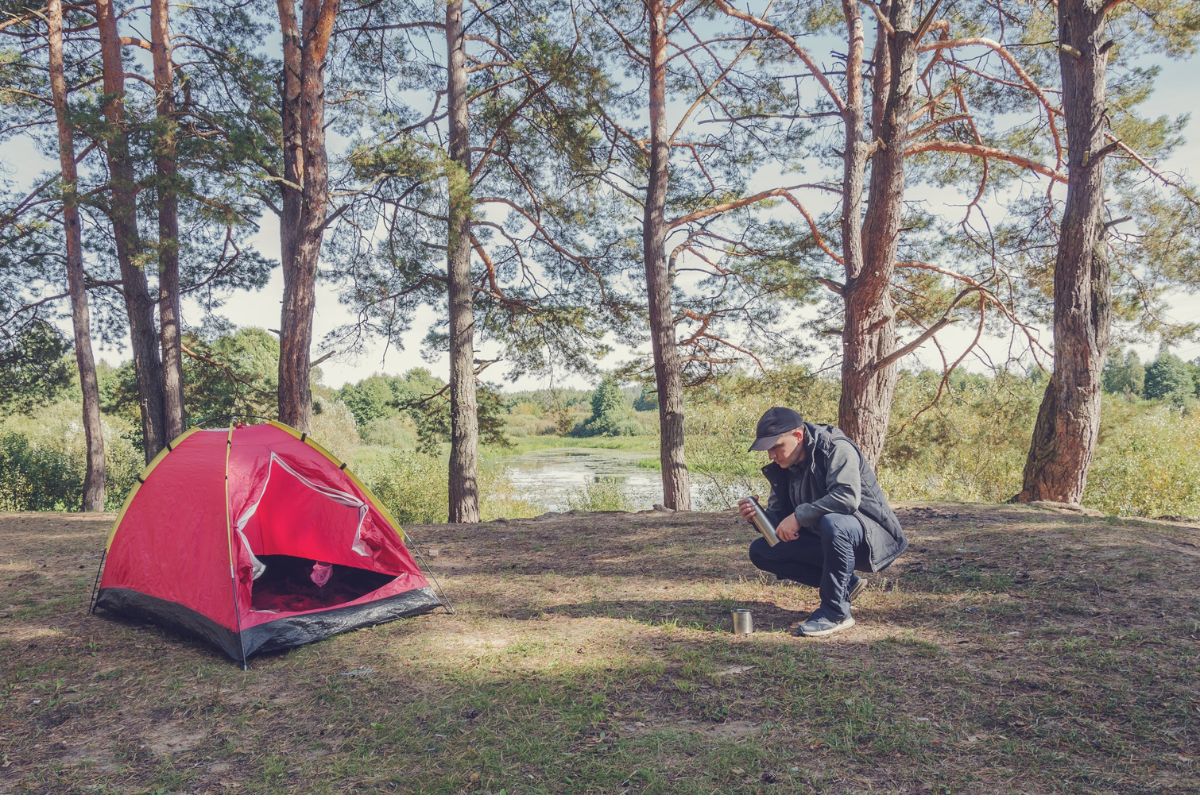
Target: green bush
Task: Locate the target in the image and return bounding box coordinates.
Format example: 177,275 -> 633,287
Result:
352,446 -> 543,524
0,401 -> 141,511
1085,399 -> 1200,518
565,476 -> 632,512
877,371 -> 1043,503
351,448 -> 450,525
309,394 -> 362,451
574,376 -> 643,437
359,414 -> 418,449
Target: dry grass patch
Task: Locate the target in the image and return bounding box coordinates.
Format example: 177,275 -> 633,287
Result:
0,504 -> 1197,792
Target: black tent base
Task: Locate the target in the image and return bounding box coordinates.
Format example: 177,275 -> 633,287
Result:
94,584 -> 443,663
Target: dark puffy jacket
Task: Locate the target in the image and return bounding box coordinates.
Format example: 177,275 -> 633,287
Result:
761,422 -> 907,572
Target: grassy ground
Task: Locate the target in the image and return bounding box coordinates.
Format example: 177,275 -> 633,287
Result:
1,504 -> 1197,792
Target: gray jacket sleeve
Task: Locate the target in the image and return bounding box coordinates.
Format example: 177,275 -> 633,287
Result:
763,485 -> 790,528
791,440 -> 862,527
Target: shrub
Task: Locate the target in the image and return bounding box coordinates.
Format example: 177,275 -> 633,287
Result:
351,448 -> 450,524
574,376 -> 642,437
352,446 -> 543,523
359,415 -> 418,449
565,477 -> 632,512
1085,399 -> 1200,518
309,394 -> 362,451
0,401 -> 141,511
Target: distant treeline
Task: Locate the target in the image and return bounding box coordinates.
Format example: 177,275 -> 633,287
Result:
4,333 -> 1200,521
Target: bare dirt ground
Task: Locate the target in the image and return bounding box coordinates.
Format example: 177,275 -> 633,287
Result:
0,503 -> 1197,793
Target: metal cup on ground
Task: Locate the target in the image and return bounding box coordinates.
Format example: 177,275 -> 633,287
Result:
731,608 -> 754,634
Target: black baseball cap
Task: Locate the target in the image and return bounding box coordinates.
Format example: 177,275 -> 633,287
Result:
748,407 -> 805,451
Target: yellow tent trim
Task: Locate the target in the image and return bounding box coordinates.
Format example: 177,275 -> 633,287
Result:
105,428 -> 199,549
265,420 -> 408,542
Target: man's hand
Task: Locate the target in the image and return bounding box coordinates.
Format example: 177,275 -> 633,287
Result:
737,498 -> 757,521
776,513 -> 800,542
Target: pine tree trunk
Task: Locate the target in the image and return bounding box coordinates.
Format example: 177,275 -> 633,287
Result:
839,0 -> 916,466
277,0 -> 302,297
644,0 -> 690,510
1017,0 -> 1111,503
151,0 -> 185,438
276,0 -> 338,432
50,0 -> 105,511
445,0 -> 480,523
96,0 -> 166,462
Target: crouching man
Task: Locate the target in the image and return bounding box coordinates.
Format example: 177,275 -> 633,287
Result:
739,407 -> 907,637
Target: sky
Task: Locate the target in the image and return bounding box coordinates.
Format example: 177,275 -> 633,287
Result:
6,12 -> 1200,393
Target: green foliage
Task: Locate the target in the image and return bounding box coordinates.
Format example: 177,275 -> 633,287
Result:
1103,349 -> 1145,397
0,400 -> 140,512
1143,352 -> 1196,407
684,366 -> 1200,519
341,370 -> 513,456
1086,399 -> 1200,517
575,376 -> 641,437
339,375 -> 399,428
878,371 -> 1045,504
182,327 -> 280,425
350,448 -> 450,525
359,414 -> 419,449
632,385 -> 659,412
309,393 -> 362,450
0,321 -> 71,413
351,446 -> 541,523
0,431 -> 81,512
565,477 -> 632,512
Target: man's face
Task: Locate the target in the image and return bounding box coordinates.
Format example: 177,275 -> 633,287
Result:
766,428 -> 805,468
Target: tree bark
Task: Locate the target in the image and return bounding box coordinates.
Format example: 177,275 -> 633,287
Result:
644,0 -> 690,510
276,0 -> 338,432
445,0 -> 480,523
49,0 -> 105,510
1017,0 -> 1111,503
96,0 -> 166,462
151,0 -> 184,438
838,0 -> 917,466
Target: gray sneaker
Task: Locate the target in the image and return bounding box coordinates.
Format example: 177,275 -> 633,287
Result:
796,608 -> 855,637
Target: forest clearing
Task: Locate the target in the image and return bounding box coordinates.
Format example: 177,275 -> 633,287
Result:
2,503 -> 1197,793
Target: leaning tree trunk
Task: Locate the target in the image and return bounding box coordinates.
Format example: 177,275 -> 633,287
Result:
96,0 -> 166,462
49,0 -> 105,510
644,0 -> 690,510
276,0 -> 338,432
444,0 -> 481,523
151,0 -> 185,438
1017,0 -> 1111,503
838,0 -> 917,466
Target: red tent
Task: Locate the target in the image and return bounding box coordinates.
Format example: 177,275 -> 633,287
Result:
93,421 -> 442,663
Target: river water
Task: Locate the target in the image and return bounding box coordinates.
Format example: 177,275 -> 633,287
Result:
502,448 -> 734,512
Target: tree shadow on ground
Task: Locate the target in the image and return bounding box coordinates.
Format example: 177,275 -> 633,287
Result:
543,598 -> 807,634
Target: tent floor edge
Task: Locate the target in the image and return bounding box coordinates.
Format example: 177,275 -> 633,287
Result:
94,588 -> 245,662
240,586 -> 443,658
94,586 -> 443,664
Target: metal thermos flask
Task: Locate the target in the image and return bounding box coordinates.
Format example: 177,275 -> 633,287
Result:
742,496 -> 779,546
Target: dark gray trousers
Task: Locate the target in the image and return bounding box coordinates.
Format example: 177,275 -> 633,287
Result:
747,512 -> 866,620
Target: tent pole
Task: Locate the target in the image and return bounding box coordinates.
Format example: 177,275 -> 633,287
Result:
403,536 -> 456,616
88,548 -> 107,614
223,422 -> 250,668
